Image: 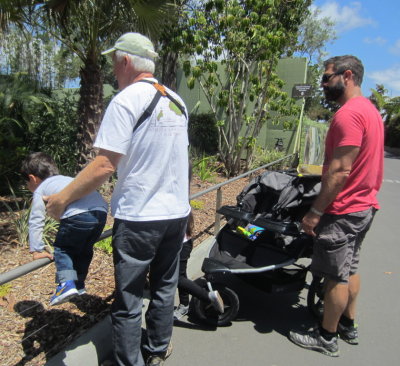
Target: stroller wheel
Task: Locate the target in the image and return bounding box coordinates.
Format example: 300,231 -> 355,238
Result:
193,282 -> 239,327
307,275 -> 325,320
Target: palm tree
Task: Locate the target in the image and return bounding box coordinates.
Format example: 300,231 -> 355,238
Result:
1,0 -> 175,168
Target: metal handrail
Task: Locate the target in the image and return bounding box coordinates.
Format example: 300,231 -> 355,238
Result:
0,229 -> 112,286
0,154 -> 295,286
190,154 -> 294,199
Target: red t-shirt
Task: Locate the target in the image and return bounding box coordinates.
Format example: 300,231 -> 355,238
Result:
323,96 -> 384,214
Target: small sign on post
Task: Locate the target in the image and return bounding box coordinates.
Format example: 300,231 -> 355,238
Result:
292,84 -> 313,98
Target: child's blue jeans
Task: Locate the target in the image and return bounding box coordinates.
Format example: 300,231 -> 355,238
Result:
53,210 -> 107,284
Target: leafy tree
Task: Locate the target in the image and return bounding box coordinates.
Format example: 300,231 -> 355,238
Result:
1,0 -> 176,169
179,0 -> 311,176
383,97 -> 400,147
156,0 -> 189,90
292,7 -> 337,65
369,85 -> 400,147
369,84 -> 389,114
291,7 -> 337,122
0,25 -> 81,89
42,0 -> 176,168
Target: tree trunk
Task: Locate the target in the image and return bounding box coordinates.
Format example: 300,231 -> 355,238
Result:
76,59 -> 104,170
161,50 -> 178,91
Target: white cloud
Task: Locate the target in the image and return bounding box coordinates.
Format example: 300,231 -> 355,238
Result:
368,65 -> 400,95
389,39 -> 400,55
363,37 -> 387,46
315,1 -> 376,33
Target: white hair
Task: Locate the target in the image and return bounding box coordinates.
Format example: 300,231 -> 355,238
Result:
114,50 -> 155,74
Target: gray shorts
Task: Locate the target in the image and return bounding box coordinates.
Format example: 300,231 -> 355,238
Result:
311,207 -> 376,283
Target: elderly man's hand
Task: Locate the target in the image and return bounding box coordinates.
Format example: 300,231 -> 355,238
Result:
43,193 -> 67,221
301,211 -> 321,237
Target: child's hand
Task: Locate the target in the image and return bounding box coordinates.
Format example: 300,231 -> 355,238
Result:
32,251 -> 54,261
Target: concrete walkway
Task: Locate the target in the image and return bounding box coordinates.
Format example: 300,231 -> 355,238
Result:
47,150 -> 400,366
45,236 -> 215,366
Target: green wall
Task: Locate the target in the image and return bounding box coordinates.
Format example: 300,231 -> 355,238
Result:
176,57 -> 308,153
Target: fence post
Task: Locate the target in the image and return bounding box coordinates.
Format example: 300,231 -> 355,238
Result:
214,187 -> 222,235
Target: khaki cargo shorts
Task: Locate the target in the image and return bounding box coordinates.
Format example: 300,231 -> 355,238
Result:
311,207 -> 377,283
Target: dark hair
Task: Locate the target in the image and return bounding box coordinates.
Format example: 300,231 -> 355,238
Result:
323,55 -> 364,86
21,152 -> 59,181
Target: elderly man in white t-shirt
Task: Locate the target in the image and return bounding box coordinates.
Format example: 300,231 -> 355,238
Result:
44,33 -> 190,366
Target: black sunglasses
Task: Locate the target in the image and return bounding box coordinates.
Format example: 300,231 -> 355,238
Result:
321,71 -> 344,84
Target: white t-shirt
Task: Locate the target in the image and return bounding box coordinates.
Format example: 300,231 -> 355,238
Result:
94,78 -> 190,221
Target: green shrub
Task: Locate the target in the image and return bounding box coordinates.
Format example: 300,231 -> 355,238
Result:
385,115 -> 400,148
0,284 -> 12,297
192,154 -> 221,182
27,89 -> 79,176
249,146 -> 285,170
189,113 -> 218,154
0,75 -> 79,192
94,228 -> 113,254
190,200 -> 204,210
0,73 -> 50,192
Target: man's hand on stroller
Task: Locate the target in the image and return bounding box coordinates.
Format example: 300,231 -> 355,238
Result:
301,211 -> 321,237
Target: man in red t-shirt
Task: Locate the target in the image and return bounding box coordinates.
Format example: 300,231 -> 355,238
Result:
289,55 -> 384,357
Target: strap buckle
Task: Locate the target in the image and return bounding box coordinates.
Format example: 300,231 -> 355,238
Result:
153,83 -> 167,96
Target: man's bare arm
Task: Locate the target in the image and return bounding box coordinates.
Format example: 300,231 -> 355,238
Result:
44,149 -> 122,220
301,145 -> 360,236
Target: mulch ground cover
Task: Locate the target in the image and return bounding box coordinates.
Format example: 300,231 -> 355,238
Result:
0,175 -> 250,366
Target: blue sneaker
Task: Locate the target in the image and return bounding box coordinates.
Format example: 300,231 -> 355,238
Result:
75,281 -> 87,295
50,280 -> 78,306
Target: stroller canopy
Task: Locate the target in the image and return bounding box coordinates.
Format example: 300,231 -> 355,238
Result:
236,170 -> 321,221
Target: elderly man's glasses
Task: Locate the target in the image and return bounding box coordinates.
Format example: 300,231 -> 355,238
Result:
321,71 -> 344,84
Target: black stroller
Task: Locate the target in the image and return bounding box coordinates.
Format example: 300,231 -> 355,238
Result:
192,170 -> 324,326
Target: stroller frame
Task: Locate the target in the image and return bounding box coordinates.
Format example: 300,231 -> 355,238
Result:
192,170 -> 323,326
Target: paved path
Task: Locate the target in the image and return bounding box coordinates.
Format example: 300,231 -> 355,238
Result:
47,152 -> 400,365
167,152 -> 400,366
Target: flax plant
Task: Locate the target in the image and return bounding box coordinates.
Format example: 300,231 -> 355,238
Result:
3,184 -> 58,248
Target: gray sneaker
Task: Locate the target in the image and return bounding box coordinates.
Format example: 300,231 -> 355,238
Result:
146,355 -> 164,366
165,340 -> 173,359
208,290 -> 224,313
289,327 -> 339,357
338,322 -> 359,344
173,304 -> 189,320
146,341 -> 172,366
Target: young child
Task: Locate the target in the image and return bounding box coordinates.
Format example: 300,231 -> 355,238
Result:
174,210 -> 224,320
21,152 -> 108,306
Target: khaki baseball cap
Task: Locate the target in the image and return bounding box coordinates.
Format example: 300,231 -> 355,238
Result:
102,32 -> 158,59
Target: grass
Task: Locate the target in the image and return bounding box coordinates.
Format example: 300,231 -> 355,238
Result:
94,226 -> 113,254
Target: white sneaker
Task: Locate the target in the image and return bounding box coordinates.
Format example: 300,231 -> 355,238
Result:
173,304 -> 189,320
208,290 -> 224,313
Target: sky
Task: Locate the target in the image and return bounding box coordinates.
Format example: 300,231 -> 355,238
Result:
313,0 -> 400,97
